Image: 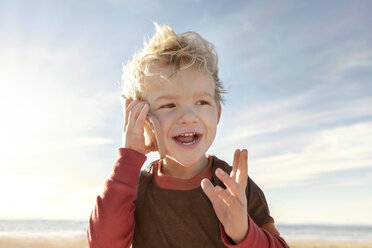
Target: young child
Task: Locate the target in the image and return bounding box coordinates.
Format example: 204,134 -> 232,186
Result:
87,23 -> 289,248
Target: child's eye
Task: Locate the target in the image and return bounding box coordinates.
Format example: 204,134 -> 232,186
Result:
197,100 -> 209,105
160,103 -> 176,108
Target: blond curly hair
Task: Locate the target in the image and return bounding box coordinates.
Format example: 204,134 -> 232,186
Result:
121,22 -> 226,105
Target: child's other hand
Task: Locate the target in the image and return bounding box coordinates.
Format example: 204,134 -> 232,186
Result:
201,149 -> 248,244
122,99 -> 152,155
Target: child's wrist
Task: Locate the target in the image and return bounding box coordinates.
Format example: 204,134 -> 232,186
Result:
122,146 -> 145,155
122,138 -> 145,154
231,223 -> 249,244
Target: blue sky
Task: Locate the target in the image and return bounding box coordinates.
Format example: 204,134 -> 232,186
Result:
0,0 -> 371,225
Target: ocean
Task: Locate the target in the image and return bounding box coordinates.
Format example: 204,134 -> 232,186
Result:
277,224 -> 372,242
0,220 -> 87,239
0,220 -> 371,242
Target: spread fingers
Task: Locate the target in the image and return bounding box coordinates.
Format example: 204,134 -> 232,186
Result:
216,168 -> 246,203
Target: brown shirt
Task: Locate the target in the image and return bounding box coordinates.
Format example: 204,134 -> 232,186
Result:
132,155 -> 274,248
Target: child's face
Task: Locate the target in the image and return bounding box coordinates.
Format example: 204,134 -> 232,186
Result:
143,65 -> 221,167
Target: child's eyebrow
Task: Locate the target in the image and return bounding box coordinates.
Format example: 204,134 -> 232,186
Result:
196,92 -> 214,98
153,95 -> 176,102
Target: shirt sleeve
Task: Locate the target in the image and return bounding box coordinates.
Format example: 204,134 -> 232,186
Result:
87,148 -> 147,248
220,216 -> 290,248
247,177 -> 275,226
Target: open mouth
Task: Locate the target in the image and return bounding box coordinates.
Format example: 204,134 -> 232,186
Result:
173,132 -> 201,146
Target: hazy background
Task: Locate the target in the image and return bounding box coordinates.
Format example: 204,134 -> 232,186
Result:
1,0 -> 371,225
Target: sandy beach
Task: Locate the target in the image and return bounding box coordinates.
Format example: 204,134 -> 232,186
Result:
288,241 -> 372,248
1,237 -> 372,248
0,236 -> 88,248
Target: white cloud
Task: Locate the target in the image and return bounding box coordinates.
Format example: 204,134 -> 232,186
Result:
319,49 -> 372,82
216,90 -> 372,149
251,122 -> 372,188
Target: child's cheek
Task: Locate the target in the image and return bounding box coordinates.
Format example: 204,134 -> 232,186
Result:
203,108 -> 219,123
153,112 -> 172,134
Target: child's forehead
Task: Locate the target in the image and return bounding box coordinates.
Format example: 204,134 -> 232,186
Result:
142,67 -> 216,99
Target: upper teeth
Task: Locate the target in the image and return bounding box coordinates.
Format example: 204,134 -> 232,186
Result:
181,133 -> 196,136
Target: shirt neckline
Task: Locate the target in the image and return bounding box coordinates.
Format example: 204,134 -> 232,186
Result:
153,156 -> 214,190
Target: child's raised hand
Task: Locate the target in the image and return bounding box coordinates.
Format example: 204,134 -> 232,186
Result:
122,99 -> 153,155
201,149 -> 249,244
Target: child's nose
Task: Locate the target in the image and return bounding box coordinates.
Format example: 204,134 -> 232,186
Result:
176,107 -> 199,124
